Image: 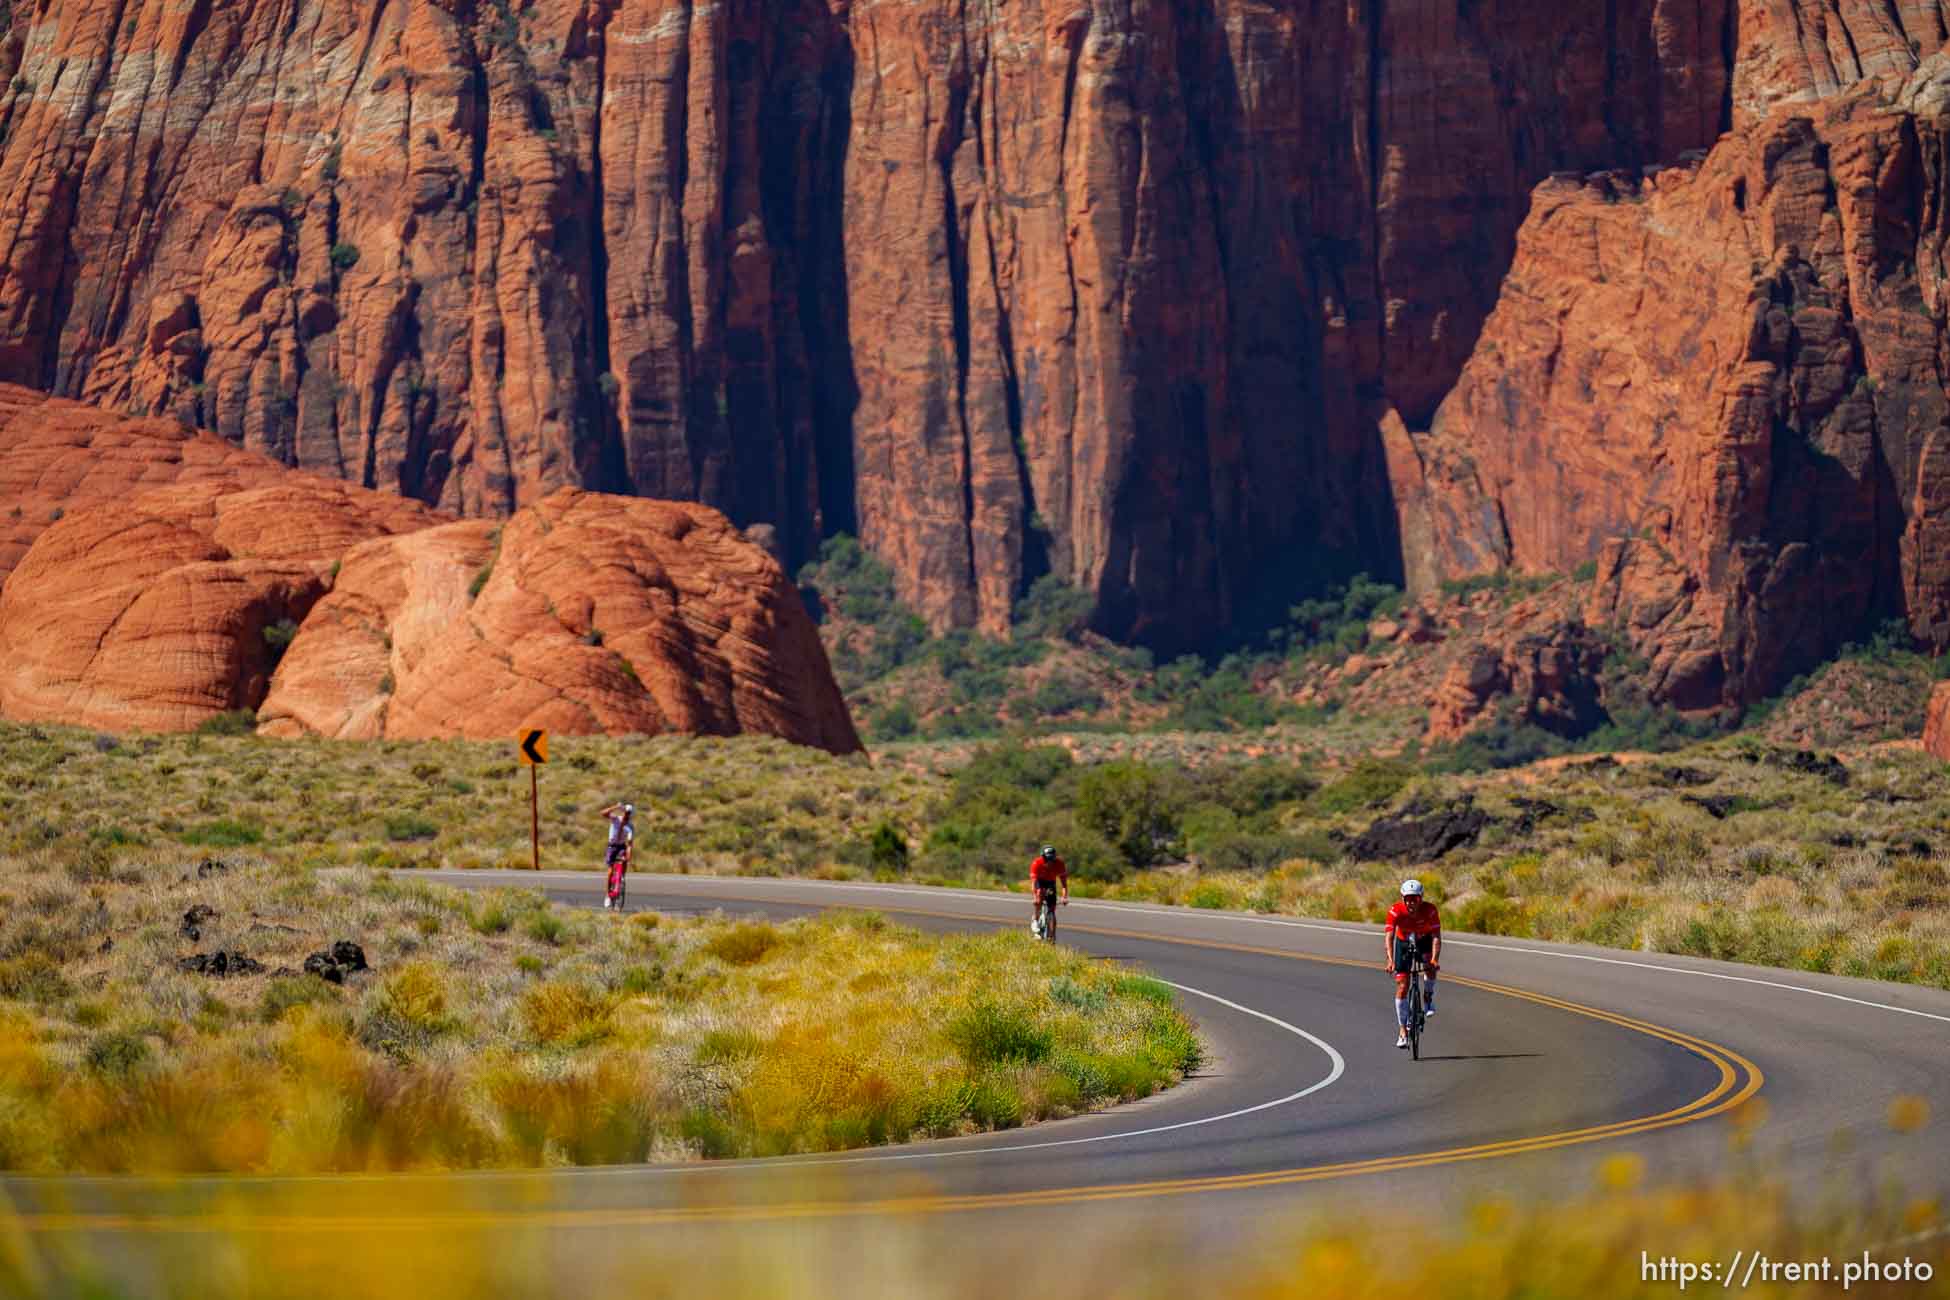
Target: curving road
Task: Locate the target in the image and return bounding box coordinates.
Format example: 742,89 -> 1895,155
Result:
7,870 -> 1947,1287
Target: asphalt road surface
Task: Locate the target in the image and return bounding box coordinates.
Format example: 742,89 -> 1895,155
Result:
7,871 -> 1946,1292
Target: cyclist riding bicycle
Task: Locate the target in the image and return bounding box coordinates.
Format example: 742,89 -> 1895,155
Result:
599,801 -> 634,909
1029,844 -> 1068,934
1383,879 -> 1441,1048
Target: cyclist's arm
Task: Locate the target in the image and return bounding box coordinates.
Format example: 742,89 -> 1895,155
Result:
1429,925 -> 1440,967
1058,867 -> 1069,901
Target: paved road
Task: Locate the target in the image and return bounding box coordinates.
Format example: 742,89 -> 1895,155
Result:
7,870 -> 1945,1291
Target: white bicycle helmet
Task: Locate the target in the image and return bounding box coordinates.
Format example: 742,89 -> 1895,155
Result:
1400,879 -> 1424,897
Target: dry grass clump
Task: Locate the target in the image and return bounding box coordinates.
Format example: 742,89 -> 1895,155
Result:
0,852 -> 1199,1174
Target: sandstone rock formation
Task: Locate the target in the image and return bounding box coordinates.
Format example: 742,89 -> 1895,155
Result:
10,0 -> 1950,689
1399,62 -> 1950,710
0,382 -> 293,590
258,489 -> 862,753
0,395 -> 859,749
1923,680 -> 1950,760
0,476 -> 441,731
0,0 -> 1771,650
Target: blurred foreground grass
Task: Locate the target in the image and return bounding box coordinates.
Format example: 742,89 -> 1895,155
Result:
0,1161 -> 1941,1298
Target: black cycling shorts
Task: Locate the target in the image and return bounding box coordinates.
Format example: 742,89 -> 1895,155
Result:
1034,879 -> 1060,902
1391,934 -> 1436,974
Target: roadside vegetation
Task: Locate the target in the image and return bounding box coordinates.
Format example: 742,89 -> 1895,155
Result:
0,853 -> 1199,1172
5,716 -> 1948,991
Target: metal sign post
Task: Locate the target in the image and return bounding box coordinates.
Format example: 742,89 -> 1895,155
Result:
518,729 -> 548,870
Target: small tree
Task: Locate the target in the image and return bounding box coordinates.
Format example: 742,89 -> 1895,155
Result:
1076,762 -> 1181,869
867,821 -> 910,873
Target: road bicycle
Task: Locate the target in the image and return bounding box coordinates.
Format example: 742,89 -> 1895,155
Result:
605,852 -> 629,913
1033,893 -> 1060,943
1402,946 -> 1430,1060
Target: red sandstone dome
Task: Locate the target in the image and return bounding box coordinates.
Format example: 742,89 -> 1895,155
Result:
0,389 -> 860,753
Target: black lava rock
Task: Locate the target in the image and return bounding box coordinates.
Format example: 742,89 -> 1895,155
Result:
1682,794 -> 1740,820
178,950 -> 264,977
1653,765 -> 1715,788
1350,797 -> 1490,863
181,903 -> 219,941
302,941 -> 370,985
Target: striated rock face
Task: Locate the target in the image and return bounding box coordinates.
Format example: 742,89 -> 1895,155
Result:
258,489 -> 862,753
0,383 -> 295,590
1401,67 -> 1950,710
1732,1 -> 1950,125
0,0 -> 1754,649
0,477 -> 441,732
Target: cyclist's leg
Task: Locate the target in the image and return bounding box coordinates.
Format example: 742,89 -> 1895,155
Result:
1391,941 -> 1411,1029
1421,939 -> 1437,1010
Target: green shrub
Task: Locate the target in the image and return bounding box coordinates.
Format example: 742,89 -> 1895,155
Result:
869,698 -> 919,741
1454,894 -> 1534,937
83,1031 -> 150,1078
866,821 -> 909,872
706,922 -> 779,965
523,911 -> 566,946
0,953 -> 70,1002
1013,575 -> 1094,641
471,903 -> 512,935
181,818 -> 264,847
194,710 -> 258,737
262,619 -> 300,668
1076,762 -> 1181,869
1309,759 -> 1412,816
329,241 -> 361,271
260,976 -> 339,1022
385,814 -> 439,842
946,1002 -> 1051,1066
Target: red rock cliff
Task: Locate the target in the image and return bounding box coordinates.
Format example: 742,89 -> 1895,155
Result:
1399,46 -> 1950,710
0,0 -> 1754,651
9,0 -> 1950,672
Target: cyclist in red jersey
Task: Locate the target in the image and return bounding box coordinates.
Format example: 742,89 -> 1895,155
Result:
1383,879 -> 1441,1048
1029,844 -> 1068,931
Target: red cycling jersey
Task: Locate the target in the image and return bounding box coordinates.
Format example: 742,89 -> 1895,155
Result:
1385,898 -> 1441,939
1030,854 -> 1068,884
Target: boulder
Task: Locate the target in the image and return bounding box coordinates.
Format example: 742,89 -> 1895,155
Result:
257,489 -> 862,754
0,475 -> 441,732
